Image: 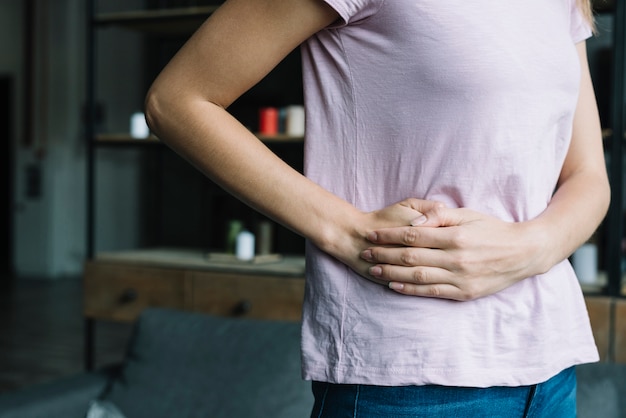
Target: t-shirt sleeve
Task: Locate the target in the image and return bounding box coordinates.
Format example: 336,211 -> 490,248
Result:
321,0 -> 385,27
569,0 -> 593,43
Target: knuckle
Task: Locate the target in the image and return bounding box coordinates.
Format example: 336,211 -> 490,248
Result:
410,269 -> 428,284
399,249 -> 419,266
402,228 -> 420,245
425,204 -> 446,223
424,285 -> 441,298
450,230 -> 469,248
367,248 -> 381,262
431,204 -> 446,217
453,254 -> 471,271
459,284 -> 481,301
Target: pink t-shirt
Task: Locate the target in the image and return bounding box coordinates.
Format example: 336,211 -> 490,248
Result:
299,0 -> 598,387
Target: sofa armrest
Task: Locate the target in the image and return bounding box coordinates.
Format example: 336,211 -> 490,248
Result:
0,366 -> 119,418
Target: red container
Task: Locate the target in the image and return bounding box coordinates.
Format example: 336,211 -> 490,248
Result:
259,107 -> 279,135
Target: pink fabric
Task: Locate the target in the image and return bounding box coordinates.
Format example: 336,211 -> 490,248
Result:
299,0 -> 597,387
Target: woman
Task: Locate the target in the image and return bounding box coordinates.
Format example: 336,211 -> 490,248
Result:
145,0 -> 610,415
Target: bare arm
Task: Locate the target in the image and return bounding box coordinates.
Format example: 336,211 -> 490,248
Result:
362,41 -> 611,300
145,0 -> 441,281
524,41 -> 610,269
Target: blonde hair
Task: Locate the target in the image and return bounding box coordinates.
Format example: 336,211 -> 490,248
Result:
577,0 -> 595,31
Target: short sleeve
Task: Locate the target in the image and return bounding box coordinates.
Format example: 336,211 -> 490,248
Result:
321,0 -> 386,27
569,0 -> 593,43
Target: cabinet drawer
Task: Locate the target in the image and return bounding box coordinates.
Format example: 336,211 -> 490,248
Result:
191,271 -> 304,321
84,261 -> 189,322
585,296 -> 612,361
616,299 -> 626,364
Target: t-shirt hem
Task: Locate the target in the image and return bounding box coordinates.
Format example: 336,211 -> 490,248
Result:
302,352 -> 600,388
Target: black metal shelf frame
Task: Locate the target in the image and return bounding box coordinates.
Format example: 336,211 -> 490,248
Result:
605,1 -> 626,298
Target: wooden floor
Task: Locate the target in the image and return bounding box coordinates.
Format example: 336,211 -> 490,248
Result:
0,275 -> 133,393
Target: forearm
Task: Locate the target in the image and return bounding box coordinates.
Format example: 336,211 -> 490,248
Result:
145,96 -> 361,254
142,0 -> 373,260
524,168 -> 610,276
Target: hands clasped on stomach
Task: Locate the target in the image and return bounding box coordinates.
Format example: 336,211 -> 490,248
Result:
358,200 -> 546,301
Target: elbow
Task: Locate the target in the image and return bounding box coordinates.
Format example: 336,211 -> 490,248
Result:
602,175 -> 612,217
590,167 -> 611,221
144,85 -> 166,139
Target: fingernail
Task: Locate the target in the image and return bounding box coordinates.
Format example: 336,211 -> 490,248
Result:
410,215 -> 427,226
367,232 -> 378,242
361,249 -> 373,261
369,266 -> 382,276
389,282 -> 404,291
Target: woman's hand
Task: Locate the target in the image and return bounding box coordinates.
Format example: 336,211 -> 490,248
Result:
329,198 -> 445,286
361,207 -> 548,300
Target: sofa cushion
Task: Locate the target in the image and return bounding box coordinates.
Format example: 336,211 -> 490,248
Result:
0,367 -> 116,418
576,362 -> 626,418
99,308 -> 312,418
85,400 -> 127,418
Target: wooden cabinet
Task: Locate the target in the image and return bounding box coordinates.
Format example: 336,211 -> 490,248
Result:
585,296 -> 613,361
585,296 -> 626,364
615,299 -> 626,363
84,255 -> 626,364
190,271 -> 304,321
83,262 -> 191,322
83,249 -> 305,323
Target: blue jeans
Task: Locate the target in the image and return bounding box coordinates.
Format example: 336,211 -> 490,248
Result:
311,367 -> 576,417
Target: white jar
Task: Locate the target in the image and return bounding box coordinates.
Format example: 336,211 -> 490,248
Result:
130,112 -> 150,139
285,105 -> 305,137
235,230 -> 255,261
572,243 -> 598,284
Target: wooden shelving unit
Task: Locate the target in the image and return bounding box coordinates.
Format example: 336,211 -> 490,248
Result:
84,2 -> 306,370
597,0 -> 626,299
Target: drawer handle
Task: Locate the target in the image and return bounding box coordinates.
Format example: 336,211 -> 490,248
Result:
119,288 -> 138,304
232,300 -> 252,316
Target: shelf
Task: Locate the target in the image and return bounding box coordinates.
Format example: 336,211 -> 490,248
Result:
94,247 -> 306,277
94,133 -> 304,145
95,133 -> 161,145
94,6 -> 218,34
255,133 -> 304,143
593,0 -> 614,13
580,271 -> 626,296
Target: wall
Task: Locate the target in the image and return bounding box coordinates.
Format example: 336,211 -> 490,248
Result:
10,0 -> 91,278
2,0 -> 144,278
0,1 -> 22,275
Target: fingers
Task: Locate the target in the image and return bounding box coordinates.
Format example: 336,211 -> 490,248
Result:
395,198 -> 446,227
409,204 -> 471,229
367,225 -> 451,248
402,198 -> 446,213
368,261 -> 442,284
361,246 -> 444,267
388,282 -> 471,301
367,263 -> 471,301
360,246 -> 483,301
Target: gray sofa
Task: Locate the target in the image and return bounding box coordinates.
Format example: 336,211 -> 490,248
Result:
0,307 -> 624,418
0,308 -> 313,418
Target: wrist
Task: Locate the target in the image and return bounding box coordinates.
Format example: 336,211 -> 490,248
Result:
517,218 -> 557,276
311,206 -> 385,284
313,208 -> 369,260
